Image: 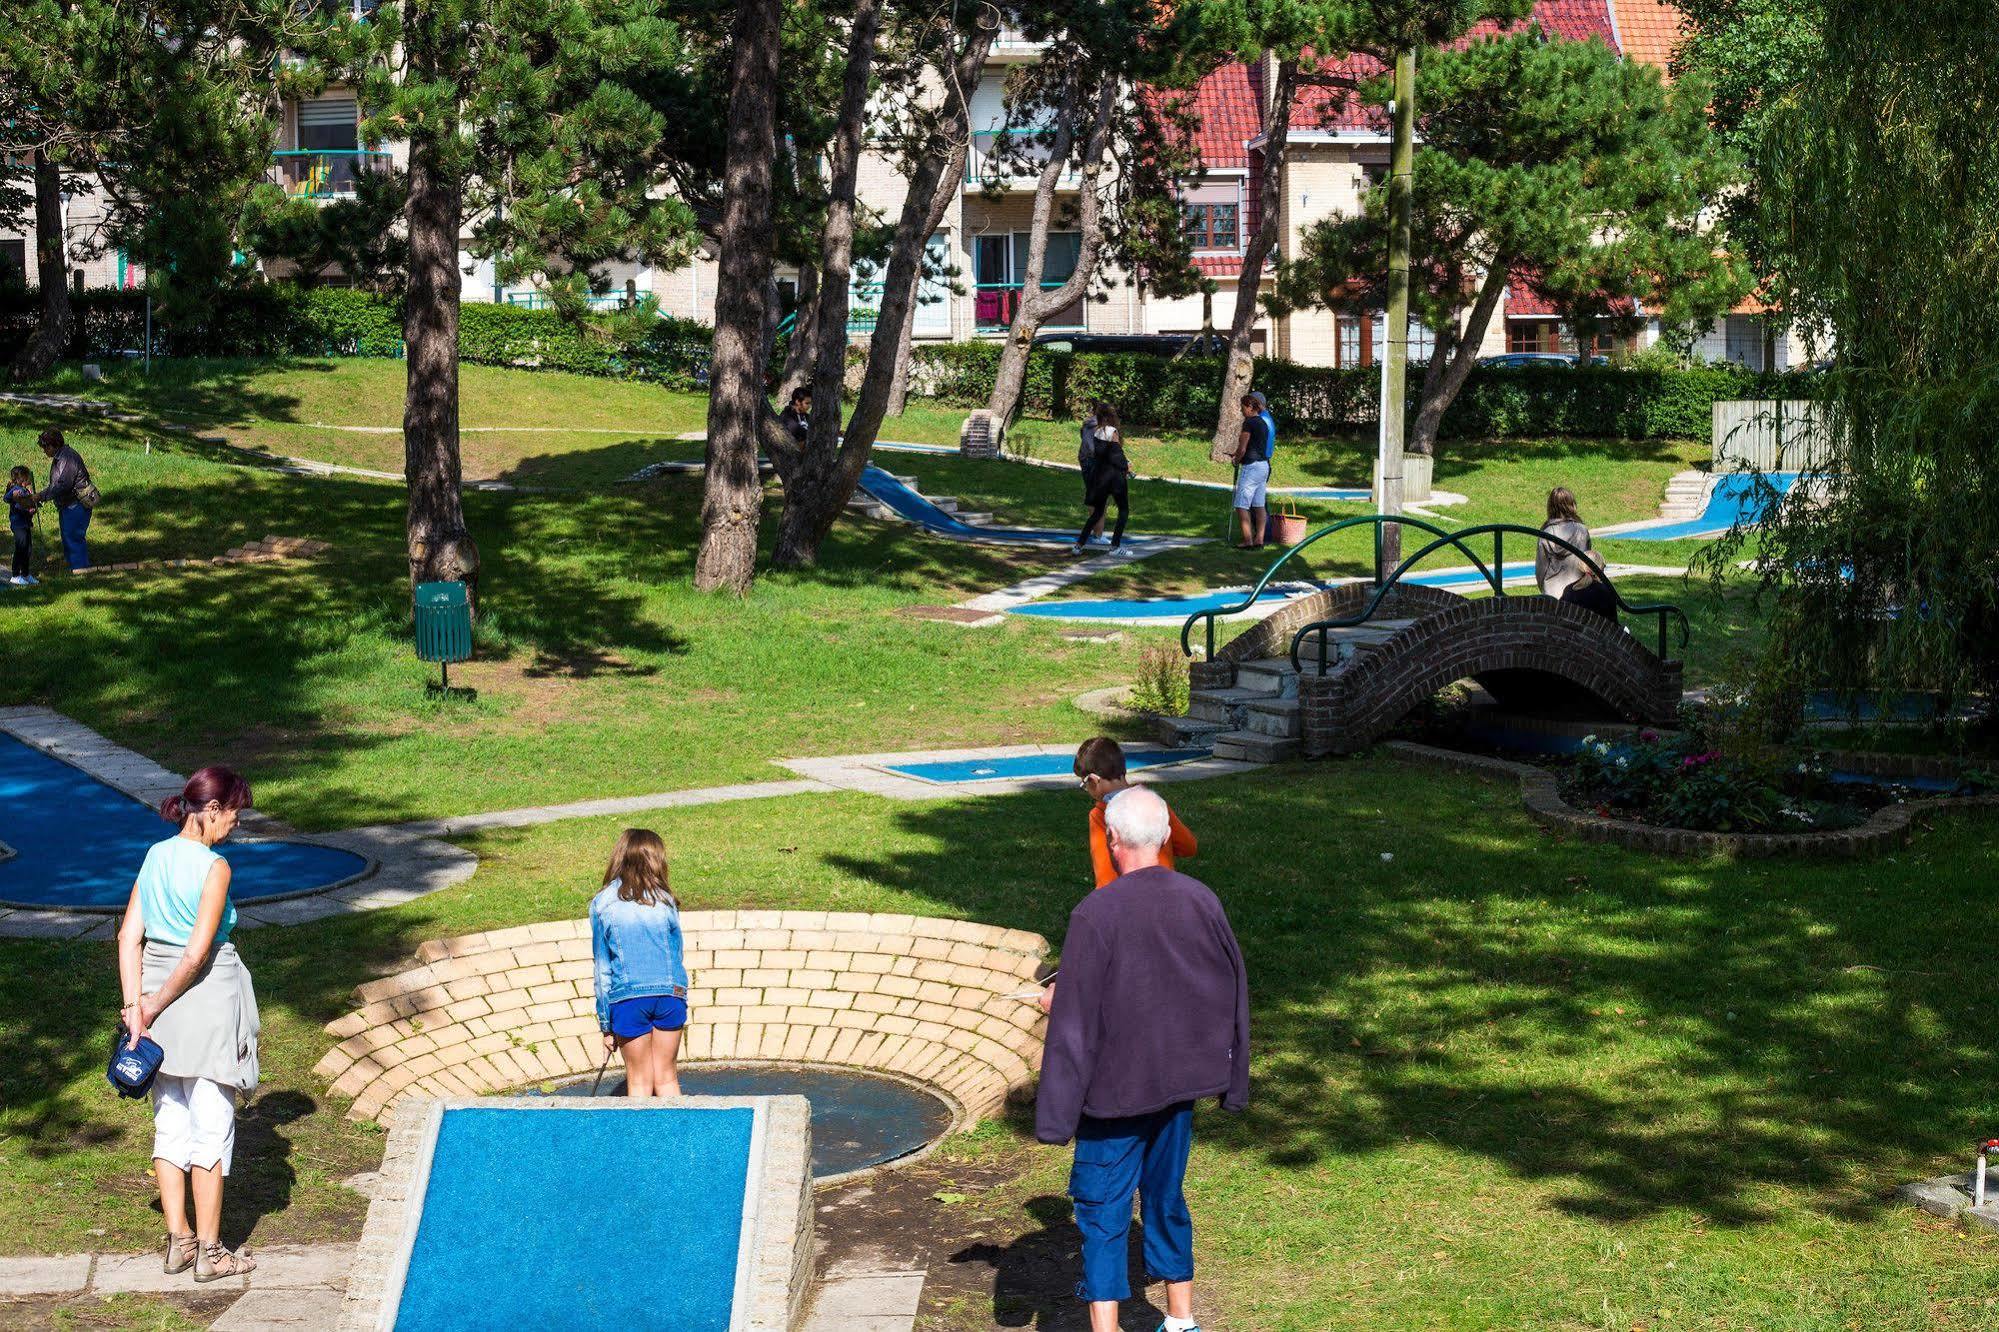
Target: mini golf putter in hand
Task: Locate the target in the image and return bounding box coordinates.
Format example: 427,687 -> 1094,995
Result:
1007,968 -> 1057,1002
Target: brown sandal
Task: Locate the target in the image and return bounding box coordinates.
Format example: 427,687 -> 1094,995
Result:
163,1232 -> 197,1275
194,1241 -> 256,1282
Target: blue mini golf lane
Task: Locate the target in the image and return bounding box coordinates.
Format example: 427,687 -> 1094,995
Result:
397,1105 -> 751,1331
1010,564 -> 1539,622
886,747 -> 1209,783
0,736 -> 367,909
857,466 -> 1166,548
1604,472 -> 1799,542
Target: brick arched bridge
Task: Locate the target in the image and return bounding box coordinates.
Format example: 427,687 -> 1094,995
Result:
1175,521 -> 1686,762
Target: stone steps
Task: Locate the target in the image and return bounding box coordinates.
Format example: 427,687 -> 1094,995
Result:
1659,470 -> 1710,519
1211,730 -> 1301,764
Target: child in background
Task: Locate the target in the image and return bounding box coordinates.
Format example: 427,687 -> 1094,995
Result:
589,828 -> 690,1097
6,465 -> 38,586
1074,736 -> 1198,888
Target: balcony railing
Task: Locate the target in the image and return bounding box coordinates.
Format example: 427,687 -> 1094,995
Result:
503,291 -> 654,312
973,281 -> 1083,333
965,128 -> 1079,188
268,149 -> 392,200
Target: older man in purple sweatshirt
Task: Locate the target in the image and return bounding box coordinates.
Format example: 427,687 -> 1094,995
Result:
1035,786 -> 1250,1332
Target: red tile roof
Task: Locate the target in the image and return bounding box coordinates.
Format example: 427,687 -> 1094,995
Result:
1610,0 -> 1685,76
1506,270 -> 1639,319
1292,1 -> 1621,132
1186,62 -> 1260,170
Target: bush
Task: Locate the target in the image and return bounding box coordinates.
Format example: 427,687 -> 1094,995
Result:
1127,641 -> 1191,716
909,342 -> 1788,440
1561,730 -> 1876,833
0,285 -> 712,390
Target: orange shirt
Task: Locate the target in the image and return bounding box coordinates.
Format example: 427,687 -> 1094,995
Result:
1088,794 -> 1198,888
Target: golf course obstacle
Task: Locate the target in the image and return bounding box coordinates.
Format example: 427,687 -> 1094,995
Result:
317,911 -> 1050,1129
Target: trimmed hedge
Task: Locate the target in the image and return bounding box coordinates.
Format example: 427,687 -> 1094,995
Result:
909,340 -> 1790,440
0,286 -> 712,389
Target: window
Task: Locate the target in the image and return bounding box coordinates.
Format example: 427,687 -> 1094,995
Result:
1337,314 -> 1371,367
297,98 -> 360,151
973,232 -> 1083,330
1724,315 -> 1768,371
1508,319 -> 1562,354
0,239 -> 24,286
1181,203 -> 1239,251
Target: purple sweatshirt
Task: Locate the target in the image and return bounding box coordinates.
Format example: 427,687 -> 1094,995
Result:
1034,865 -> 1251,1144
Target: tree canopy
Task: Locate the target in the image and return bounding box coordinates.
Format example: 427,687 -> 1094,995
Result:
1274,26 -> 1746,456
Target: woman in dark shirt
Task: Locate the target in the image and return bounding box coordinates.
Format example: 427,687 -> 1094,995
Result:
36,428 -> 91,570
1074,405 -> 1131,553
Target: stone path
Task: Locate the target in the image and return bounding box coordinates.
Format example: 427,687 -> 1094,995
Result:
801,1267 -> 926,1332
0,1244 -> 351,1330
369,776 -> 836,838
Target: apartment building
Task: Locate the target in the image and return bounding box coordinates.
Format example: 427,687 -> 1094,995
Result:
3,0 -> 1802,370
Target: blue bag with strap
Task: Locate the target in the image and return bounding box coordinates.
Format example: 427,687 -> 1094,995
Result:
107,1025 -> 165,1099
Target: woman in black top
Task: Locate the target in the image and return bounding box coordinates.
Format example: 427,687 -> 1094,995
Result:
1074,405 -> 1130,553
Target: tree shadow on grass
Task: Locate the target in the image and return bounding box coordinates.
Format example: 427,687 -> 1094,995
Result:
820,763 -> 1999,1230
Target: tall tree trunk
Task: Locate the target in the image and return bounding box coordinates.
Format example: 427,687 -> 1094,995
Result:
777,261 -> 820,399
1209,61 -> 1296,462
10,151 -> 74,382
768,14 -> 997,566
885,139 -> 967,417
402,99 -> 477,599
767,0 -> 883,567
984,84 -> 1115,426
1407,264 -> 1507,458
693,0 -> 784,593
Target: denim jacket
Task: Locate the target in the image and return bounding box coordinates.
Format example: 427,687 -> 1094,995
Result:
589,882 -> 690,1032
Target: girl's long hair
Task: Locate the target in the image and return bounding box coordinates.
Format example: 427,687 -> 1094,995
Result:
1095,403 -> 1120,431
605,828 -> 675,907
1545,486 -> 1581,524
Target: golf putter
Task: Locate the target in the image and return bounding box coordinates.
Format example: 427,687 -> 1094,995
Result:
589,1046 -> 615,1096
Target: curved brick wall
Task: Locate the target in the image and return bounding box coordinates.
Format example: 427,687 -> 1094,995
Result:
1189,583 -> 1469,691
313,911 -> 1050,1129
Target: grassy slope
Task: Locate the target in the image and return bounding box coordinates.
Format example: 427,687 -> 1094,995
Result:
4,767 -> 1995,1327
0,404 -> 1153,829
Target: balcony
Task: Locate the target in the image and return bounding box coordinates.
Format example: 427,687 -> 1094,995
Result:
965,128 -> 1080,190
503,291 -> 654,313
989,24 -> 1049,60
973,281 -> 1084,333
268,149 -> 392,200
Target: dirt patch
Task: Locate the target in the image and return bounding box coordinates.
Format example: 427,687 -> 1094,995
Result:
0,1290 -> 237,1331
811,1113 -> 1228,1331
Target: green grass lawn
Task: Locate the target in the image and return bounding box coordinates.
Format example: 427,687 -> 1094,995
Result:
5,765 -> 1995,1326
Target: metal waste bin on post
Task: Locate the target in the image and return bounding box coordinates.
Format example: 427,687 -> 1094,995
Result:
413,581 -> 472,690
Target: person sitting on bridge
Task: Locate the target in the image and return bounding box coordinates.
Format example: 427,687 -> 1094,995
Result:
1535,486 -> 1617,621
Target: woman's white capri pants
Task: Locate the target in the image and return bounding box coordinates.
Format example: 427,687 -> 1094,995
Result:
151,1074 -> 237,1174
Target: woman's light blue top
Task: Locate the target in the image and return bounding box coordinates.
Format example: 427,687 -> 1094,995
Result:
590,881 -> 689,1031
136,835 -> 234,946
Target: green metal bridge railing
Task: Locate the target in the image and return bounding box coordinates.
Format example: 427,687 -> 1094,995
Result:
1179,514 -> 1690,672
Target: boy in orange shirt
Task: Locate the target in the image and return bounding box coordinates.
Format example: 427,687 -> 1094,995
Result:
1075,737 -> 1198,887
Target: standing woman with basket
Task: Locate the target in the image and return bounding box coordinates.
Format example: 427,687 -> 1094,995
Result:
115,767 -> 261,1281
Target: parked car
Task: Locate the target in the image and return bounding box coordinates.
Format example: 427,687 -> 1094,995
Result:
1031,331 -> 1229,357
1476,352 -> 1610,369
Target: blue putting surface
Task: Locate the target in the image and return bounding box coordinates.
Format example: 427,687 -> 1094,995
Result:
885,748 -> 1208,783
0,736 -> 367,910
1605,472 -> 1799,542
1011,562 -> 1538,622
857,465 -> 1162,548
397,1105 -> 752,1331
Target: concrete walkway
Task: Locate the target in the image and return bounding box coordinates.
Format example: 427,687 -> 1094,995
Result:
370,776 -> 836,838
0,1244 -> 351,1330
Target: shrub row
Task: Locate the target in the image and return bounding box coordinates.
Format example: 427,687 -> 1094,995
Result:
908,340 -> 1791,440
0,286 -> 712,390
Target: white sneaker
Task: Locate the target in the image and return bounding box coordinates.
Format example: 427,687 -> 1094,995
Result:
7,575 -> 28,586
20,575 -> 38,586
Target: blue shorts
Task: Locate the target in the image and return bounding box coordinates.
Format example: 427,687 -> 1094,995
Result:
608,994 -> 688,1039
1233,459 -> 1270,509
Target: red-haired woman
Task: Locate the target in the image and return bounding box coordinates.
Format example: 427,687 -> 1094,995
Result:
590,828 -> 689,1097
115,766 -> 261,1282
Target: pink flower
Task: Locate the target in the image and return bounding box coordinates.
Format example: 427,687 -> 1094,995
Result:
1639,729 -> 1660,743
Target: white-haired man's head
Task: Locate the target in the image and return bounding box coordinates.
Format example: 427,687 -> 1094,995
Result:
1103,785 -> 1171,874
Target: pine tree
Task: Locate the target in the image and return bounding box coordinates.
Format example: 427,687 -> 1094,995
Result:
1273,25 -> 1747,458
301,0 -> 702,597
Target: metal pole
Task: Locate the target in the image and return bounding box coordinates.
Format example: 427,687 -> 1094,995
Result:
1378,48 -> 1417,577
144,295 -> 152,376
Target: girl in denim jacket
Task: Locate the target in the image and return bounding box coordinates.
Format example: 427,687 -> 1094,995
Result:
590,829 -> 690,1096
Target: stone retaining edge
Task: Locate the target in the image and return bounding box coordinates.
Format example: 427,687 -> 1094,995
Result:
315,911 -> 1051,1136
1381,740 -> 1999,859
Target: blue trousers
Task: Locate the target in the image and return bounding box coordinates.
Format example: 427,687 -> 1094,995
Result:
1068,1101 -> 1195,1303
57,504 -> 90,570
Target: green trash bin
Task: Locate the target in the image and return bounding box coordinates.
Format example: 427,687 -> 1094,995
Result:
413,581 -> 472,689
